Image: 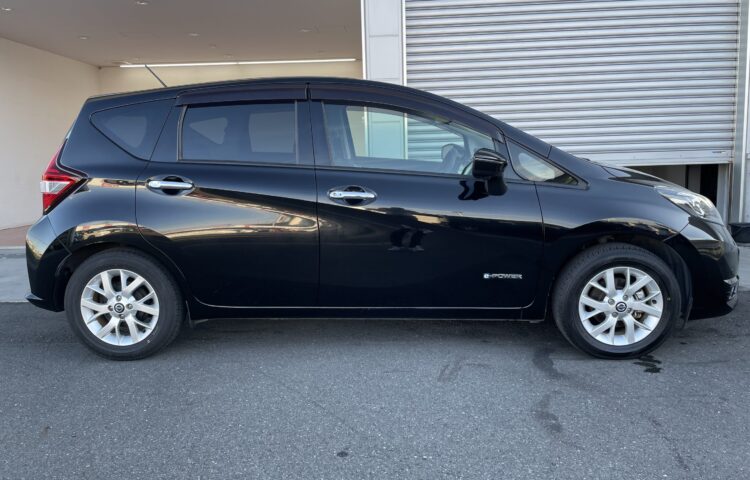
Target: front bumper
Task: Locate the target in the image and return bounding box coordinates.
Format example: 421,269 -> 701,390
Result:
671,217 -> 740,320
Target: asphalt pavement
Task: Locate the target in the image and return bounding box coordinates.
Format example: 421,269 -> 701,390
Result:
0,298 -> 748,479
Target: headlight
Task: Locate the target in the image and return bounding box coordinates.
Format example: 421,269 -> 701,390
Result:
655,185 -> 723,223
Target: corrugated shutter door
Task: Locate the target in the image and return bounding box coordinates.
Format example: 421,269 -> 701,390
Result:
405,0 -> 740,166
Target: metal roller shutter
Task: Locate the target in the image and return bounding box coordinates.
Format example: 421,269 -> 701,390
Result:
405,0 -> 740,166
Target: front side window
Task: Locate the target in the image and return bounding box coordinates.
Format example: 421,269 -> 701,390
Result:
508,142 -> 577,185
322,103 -> 495,175
181,102 -> 298,164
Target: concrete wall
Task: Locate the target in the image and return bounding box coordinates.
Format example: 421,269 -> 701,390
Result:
361,0 -> 404,84
0,37 -> 100,229
98,60 -> 363,94
0,42 -> 362,231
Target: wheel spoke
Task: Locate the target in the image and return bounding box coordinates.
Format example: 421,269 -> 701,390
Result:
134,302 -> 159,316
123,276 -> 145,296
624,315 -> 636,344
590,317 -> 617,337
632,302 -> 662,318
81,298 -> 108,313
604,269 -> 616,297
624,267 -> 631,292
100,271 -> 115,298
633,318 -> 653,332
85,311 -> 110,324
138,291 -> 155,303
587,281 -> 607,294
124,317 -> 140,343
580,296 -> 608,312
86,283 -> 106,296
642,291 -> 662,302
627,275 -> 651,296
132,318 -> 154,330
582,308 -> 603,320
96,318 -> 119,339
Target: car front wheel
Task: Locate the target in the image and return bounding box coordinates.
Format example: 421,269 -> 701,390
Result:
64,249 -> 183,360
552,243 -> 682,359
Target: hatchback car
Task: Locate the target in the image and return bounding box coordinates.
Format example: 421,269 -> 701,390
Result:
27,77 -> 739,360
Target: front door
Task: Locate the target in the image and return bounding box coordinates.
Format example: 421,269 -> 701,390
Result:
137,89 -> 319,307
310,89 -> 544,309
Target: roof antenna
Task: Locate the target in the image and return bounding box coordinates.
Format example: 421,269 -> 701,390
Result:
144,64 -> 167,88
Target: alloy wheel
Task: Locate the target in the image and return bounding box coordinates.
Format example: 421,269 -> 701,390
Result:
79,269 -> 160,346
578,266 -> 663,346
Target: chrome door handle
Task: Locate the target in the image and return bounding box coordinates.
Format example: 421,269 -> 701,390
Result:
328,190 -> 376,200
147,180 -> 193,190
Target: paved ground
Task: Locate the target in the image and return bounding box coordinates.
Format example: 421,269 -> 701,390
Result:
0,299 -> 748,479
0,249 -> 25,302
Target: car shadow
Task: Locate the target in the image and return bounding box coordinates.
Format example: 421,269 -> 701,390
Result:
174,317 -> 569,351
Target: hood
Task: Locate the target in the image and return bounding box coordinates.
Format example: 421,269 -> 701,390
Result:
601,165 -> 678,188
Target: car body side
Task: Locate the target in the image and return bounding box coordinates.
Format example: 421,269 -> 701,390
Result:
26,77 -> 739,323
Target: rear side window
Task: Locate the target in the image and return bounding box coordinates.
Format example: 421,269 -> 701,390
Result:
91,99 -> 173,159
181,102 -> 298,164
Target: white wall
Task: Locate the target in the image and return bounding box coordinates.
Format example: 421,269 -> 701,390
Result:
0,37 -> 99,229
0,43 -> 362,231
98,61 -> 363,94
361,0 -> 404,84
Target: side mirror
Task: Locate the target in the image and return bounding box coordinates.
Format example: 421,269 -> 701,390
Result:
471,148 -> 508,180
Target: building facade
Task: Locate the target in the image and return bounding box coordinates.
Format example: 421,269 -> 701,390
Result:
362,0 -> 749,223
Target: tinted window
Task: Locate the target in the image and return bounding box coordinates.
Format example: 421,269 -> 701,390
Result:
508,142 -> 577,185
182,102 -> 298,164
91,99 -> 172,159
323,103 -> 494,175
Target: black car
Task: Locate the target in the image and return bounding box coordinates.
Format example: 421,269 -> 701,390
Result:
27,77 -> 739,360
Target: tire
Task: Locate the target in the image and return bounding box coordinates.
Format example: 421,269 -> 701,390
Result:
64,248 -> 183,360
551,243 -> 681,359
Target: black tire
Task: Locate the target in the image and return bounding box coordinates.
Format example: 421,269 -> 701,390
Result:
551,243 -> 681,359
64,248 -> 183,360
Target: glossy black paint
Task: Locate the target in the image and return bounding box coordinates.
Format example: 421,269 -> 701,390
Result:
137,162 -> 319,307
26,77 -> 739,323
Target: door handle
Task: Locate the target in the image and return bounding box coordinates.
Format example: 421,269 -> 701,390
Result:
147,180 -> 193,190
328,190 -> 376,201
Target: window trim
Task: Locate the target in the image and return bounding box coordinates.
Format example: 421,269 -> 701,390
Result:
313,163 -> 530,185
318,99 -> 500,177
176,100 -> 308,167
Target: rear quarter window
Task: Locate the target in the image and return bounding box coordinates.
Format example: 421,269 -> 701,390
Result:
91,99 -> 173,159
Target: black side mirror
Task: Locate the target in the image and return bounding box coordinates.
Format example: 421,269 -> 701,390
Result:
471,148 -> 508,180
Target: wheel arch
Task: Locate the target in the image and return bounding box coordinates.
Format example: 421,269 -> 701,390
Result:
536,220 -> 692,322
53,239 -> 193,320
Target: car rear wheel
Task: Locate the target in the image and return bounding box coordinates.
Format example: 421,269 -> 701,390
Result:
64,249 -> 183,360
552,243 -> 682,359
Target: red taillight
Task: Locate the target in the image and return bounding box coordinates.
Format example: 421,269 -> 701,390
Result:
40,143 -> 81,213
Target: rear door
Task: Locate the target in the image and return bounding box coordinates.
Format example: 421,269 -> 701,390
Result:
136,85 -> 319,307
310,84 -> 544,309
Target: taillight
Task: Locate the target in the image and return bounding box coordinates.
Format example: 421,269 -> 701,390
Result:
40,143 -> 81,213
